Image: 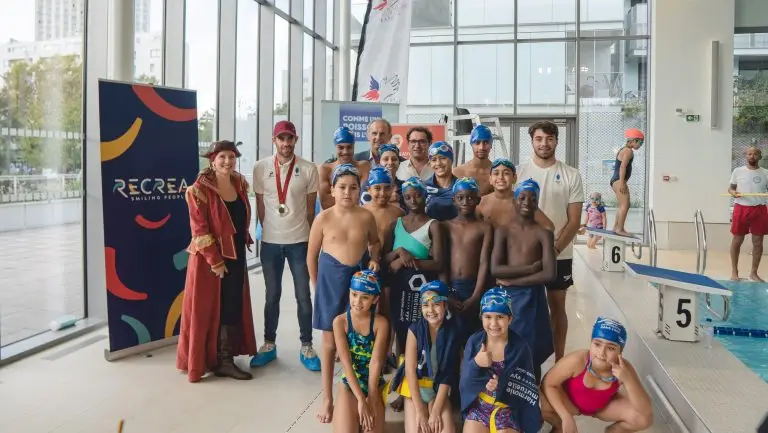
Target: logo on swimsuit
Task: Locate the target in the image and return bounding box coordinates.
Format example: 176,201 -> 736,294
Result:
408,274 -> 427,292
113,177 -> 190,201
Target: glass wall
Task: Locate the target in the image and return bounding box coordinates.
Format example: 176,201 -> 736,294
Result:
0,0 -> 85,347
397,0 -> 651,239
732,32 -> 768,172
0,0 -> 338,358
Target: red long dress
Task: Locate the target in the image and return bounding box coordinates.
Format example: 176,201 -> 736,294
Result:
176,171 -> 258,382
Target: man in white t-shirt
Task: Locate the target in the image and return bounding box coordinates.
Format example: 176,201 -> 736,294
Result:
517,120 -> 584,362
728,146 -> 768,282
251,120 -> 321,371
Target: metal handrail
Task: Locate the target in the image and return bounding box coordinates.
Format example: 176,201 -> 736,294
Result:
631,242 -> 643,259
648,208 -> 658,267
694,209 -> 730,320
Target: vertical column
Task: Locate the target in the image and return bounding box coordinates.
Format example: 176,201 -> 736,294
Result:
84,0 -> 111,320
313,0 -> 328,161
163,0 -> 185,87
338,0 -> 350,100
217,0 -> 237,140
108,0 -> 135,80
257,7 -> 276,159
649,0 -> 734,248
289,0 -> 305,153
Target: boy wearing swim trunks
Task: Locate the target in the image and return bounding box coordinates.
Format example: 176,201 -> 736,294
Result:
541,317 -> 653,433
443,177 -> 493,338
307,163 -> 381,424
319,127 -> 372,210
490,178 -> 556,382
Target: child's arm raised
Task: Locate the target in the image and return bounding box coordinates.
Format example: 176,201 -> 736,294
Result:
491,227 -> 541,279
414,220 -> 445,272
542,351 -> 584,432
501,228 -> 557,286
613,357 -> 653,425
306,212 -> 325,287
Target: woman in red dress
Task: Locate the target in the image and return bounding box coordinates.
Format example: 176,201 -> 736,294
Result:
176,140 -> 258,382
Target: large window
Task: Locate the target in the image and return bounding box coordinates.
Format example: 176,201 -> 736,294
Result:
732,32 -> 768,172
303,34 -> 314,158
185,0 -> 219,154
274,17 -> 289,128
0,0 -> 85,346
134,0 -> 164,84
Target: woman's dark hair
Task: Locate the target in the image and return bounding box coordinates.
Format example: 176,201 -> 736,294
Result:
528,121 -> 559,140
406,126 -> 433,144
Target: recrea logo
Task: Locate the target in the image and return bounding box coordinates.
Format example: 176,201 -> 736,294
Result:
362,76 -> 380,101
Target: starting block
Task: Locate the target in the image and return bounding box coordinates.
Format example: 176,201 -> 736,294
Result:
586,228 -> 641,272
624,262 -> 732,343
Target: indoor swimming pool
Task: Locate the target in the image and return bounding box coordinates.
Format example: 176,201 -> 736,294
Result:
703,280 -> 768,382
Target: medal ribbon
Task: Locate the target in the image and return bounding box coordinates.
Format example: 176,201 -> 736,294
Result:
274,156 -> 297,207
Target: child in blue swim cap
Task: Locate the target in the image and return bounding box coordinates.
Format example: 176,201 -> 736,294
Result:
332,270 -> 389,432
541,317 -> 653,433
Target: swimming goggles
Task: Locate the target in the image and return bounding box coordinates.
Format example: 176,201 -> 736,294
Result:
421,293 -> 449,305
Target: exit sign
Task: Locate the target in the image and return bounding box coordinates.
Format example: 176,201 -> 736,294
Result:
686,114 -> 700,122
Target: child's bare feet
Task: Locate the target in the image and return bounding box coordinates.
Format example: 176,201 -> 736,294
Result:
316,398 -> 333,423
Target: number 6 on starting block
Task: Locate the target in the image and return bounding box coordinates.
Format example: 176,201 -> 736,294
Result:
624,262 -> 732,342
586,228 -> 640,272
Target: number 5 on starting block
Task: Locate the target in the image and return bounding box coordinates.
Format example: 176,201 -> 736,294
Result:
586,228 -> 640,272
624,262 -> 732,343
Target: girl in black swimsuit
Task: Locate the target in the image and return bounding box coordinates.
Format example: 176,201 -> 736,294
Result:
610,128 -> 644,236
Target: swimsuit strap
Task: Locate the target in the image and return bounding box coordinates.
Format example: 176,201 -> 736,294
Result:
346,308 -> 354,337
368,308 -> 375,338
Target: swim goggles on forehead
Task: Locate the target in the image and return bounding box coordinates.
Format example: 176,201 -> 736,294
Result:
331,163 -> 361,184
428,143 -> 453,158
401,178 -> 426,194
421,293 -> 449,305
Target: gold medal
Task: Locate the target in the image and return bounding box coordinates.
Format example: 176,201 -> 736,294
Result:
278,203 -> 288,216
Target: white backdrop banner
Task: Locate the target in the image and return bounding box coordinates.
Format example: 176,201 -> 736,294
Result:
352,0 -> 413,108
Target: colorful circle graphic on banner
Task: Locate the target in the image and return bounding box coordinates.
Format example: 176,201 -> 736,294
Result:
134,214 -> 171,229
105,247 -> 148,300
132,85 -> 198,122
165,291 -> 185,338
101,117 -> 143,162
121,314 -> 151,344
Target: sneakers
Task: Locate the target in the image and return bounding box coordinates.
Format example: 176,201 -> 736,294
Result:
250,342 -> 277,367
300,344 -> 321,372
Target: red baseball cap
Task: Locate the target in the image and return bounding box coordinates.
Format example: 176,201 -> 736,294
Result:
273,120 -> 297,137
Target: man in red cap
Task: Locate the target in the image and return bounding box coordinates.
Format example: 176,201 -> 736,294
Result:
251,120 -> 321,371
610,128 -> 644,236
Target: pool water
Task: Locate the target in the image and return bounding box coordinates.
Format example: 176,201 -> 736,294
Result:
700,280 -> 768,383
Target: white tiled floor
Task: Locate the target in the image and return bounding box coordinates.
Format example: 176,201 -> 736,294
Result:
0,258 -> 679,433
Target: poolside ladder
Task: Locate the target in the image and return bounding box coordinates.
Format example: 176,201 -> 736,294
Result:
695,209 -> 731,321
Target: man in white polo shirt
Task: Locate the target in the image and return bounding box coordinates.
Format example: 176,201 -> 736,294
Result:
728,146 -> 768,282
251,120 -> 321,371
517,120 -> 584,362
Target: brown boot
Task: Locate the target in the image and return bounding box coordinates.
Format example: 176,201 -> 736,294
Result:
214,325 -> 253,380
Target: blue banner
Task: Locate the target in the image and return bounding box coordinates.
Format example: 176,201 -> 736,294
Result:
339,103 -> 383,142
98,80 -> 199,354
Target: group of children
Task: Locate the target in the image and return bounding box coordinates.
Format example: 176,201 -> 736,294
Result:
306,135 -> 653,432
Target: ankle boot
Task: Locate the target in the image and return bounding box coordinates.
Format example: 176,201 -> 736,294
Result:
214,325 -> 253,380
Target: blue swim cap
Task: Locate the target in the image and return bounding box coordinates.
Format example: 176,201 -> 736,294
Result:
428,141 -> 454,161
350,270 -> 381,296
513,178 -> 540,199
420,280 -> 450,304
452,177 -> 480,195
491,158 -> 515,173
401,176 -> 427,197
331,163 -> 361,186
334,127 -> 355,145
592,317 -> 627,349
470,125 -> 493,145
378,143 -> 400,157
367,166 -> 393,187
480,287 -> 513,316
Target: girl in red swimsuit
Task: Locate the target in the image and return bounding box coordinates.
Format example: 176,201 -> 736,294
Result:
540,317 -> 654,433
